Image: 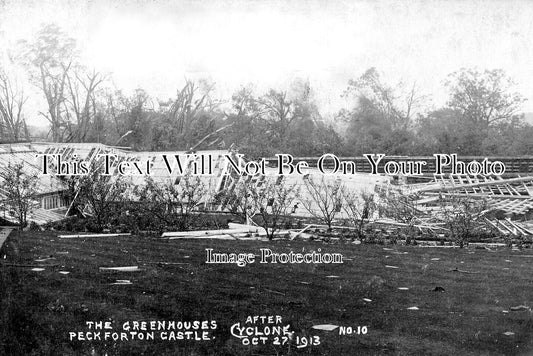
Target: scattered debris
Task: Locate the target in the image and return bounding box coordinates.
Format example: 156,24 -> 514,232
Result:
430,258 -> 440,261
362,298 -> 372,302
325,275 -> 340,278
385,265 -> 399,269
407,306 -> 419,310
58,271 -> 70,275
398,287 -> 409,290
503,331 -> 515,336
31,268 -> 45,272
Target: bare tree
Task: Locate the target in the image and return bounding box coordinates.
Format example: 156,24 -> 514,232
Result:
247,176 -> 299,240
137,174 -> 208,231
19,24 -> 77,142
0,163 -> 38,229
343,189 -> 376,240
377,186 -> 422,244
222,175 -> 258,223
63,68 -> 106,142
155,79 -> 219,150
438,196 -> 488,248
75,163 -> 128,231
300,176 -> 344,230
377,187 -> 421,225
165,80 -> 217,134
0,70 -> 28,141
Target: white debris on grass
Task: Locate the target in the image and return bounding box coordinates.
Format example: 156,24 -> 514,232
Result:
312,324 -> 339,331
31,268 -> 45,272
398,287 -> 409,290
58,271 -> 70,275
362,298 -> 372,302
385,265 -> 399,269
325,275 -> 340,278
510,305 -> 531,312
407,306 -> 419,310
99,266 -> 140,272
430,258 -> 440,261
503,331 -> 515,336
111,280 -> 133,285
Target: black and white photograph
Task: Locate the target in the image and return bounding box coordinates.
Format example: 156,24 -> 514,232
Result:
1,0 -> 533,355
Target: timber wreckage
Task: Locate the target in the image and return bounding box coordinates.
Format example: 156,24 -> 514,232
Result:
0,142 -> 532,243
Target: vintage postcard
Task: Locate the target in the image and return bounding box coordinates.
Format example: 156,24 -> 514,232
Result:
0,1 -> 532,355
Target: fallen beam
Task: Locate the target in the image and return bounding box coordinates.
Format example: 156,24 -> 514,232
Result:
228,223 -> 266,234
290,224 -> 313,240
59,233 -> 131,239
162,227 -> 263,238
505,218 -> 533,235
168,234 -> 241,240
372,219 -> 449,231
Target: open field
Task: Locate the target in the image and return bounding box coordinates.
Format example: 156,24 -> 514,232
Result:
1,231 -> 533,355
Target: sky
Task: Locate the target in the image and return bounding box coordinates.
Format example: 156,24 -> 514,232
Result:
1,0 -> 533,126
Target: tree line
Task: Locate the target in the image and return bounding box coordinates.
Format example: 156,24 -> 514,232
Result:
1,24 -> 532,157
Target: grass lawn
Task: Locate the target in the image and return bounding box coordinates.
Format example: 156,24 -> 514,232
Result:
1,231 -> 532,355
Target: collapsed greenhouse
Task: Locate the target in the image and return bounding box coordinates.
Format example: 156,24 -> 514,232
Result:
0,142 -> 532,239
